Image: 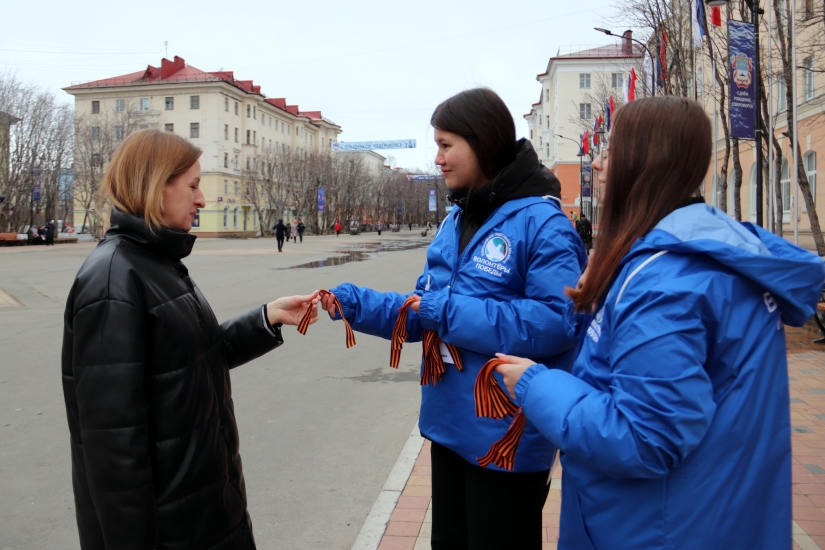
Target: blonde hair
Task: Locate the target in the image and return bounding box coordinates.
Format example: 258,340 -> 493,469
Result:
101,129 -> 201,231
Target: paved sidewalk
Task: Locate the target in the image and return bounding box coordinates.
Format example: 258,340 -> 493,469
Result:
372,344 -> 825,550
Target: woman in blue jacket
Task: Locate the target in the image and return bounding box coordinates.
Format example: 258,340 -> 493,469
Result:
496,96 -> 825,549
321,88 -> 586,549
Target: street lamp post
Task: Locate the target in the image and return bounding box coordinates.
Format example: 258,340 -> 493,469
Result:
594,28 -> 656,97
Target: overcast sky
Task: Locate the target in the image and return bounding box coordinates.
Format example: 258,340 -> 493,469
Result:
3,0 -> 619,171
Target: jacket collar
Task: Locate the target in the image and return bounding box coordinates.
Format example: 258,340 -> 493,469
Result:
107,206 -> 196,260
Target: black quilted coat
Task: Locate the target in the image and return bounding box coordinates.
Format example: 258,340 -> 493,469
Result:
62,208 -> 283,550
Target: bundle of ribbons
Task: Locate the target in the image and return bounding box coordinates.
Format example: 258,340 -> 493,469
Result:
474,358 -> 526,471
390,295 -> 463,385
298,289 -> 356,348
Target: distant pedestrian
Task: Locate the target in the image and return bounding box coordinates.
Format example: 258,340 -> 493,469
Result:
570,210 -> 578,226
38,225 -> 46,243
284,223 -> 291,245
45,221 -> 55,246
334,221 -> 341,237
292,219 -> 298,243
297,219 -> 305,242
576,213 -> 592,254
274,219 -> 287,252
376,221 -> 383,236
28,226 -> 41,245
62,129 -> 319,550
494,96 -> 825,550
408,222 -> 412,231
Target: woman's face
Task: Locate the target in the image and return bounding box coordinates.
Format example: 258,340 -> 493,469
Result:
434,129 -> 487,190
162,160 -> 206,232
592,145 -> 609,190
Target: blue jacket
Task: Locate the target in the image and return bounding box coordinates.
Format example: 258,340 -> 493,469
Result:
331,195 -> 587,472
516,203 -> 825,549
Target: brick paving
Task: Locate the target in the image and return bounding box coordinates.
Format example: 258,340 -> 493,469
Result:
375,336 -> 825,549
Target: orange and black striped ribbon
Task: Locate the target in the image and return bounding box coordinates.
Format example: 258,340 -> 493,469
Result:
298,289 -> 356,348
474,357 -> 526,470
390,296 -> 463,385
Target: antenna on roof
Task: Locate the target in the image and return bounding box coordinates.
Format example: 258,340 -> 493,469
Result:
164,41 -> 168,58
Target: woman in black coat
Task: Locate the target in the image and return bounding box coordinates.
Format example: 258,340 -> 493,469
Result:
62,130 -> 319,550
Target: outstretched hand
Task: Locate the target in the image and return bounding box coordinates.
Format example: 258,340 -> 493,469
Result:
267,291 -> 320,327
494,353 -> 537,399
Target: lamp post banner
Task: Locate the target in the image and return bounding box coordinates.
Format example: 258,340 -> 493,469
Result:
317,188 -> 325,212
330,140 -> 416,152
582,163 -> 592,198
428,188 -> 437,212
728,20 -> 757,139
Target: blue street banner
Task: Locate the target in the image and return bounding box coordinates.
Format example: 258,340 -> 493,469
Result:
406,174 -> 439,182
330,140 -> 416,152
317,188 -> 325,212
428,188 -> 437,212
582,163 -> 592,198
32,185 -> 41,203
398,202 -> 404,217
728,20 -> 757,139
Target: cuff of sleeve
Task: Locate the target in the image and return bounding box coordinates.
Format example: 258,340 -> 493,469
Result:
514,364 -> 546,407
418,289 -> 447,331
328,284 -> 357,321
261,304 -> 283,338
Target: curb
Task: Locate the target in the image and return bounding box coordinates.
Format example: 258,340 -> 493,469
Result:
351,424 -> 425,550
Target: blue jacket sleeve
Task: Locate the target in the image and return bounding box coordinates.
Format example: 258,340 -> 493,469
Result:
329,268 -> 428,342
517,283 -> 717,479
417,221 -> 582,358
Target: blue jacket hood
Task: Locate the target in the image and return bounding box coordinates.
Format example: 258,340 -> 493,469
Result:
632,203 -> 824,326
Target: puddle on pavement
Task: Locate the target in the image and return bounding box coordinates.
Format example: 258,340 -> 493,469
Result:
280,240 -> 430,269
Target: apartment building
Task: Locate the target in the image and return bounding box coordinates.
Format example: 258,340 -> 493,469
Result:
524,32 -> 643,217
64,55 -> 342,237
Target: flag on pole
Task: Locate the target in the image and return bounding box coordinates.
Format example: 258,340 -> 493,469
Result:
624,67 -> 637,102
592,116 -> 601,146
693,0 -> 708,46
659,29 -> 669,81
711,6 -> 722,26
605,98 -> 614,132
581,131 -> 590,155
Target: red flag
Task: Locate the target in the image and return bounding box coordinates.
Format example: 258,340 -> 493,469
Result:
582,131 -> 590,155
593,115 -> 602,146
711,6 -> 722,26
659,29 -> 668,81
627,68 -> 637,102
609,96 -> 615,117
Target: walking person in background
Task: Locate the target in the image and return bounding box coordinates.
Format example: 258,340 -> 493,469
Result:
576,213 -> 592,254
297,219 -> 305,242
494,97 -> 825,550
320,88 -> 586,550
274,218 -> 287,252
45,220 -> 55,246
334,220 -> 341,237
62,129 -> 319,550
569,210 -> 578,227
284,222 -> 291,246
376,220 -> 383,236
292,218 -> 298,243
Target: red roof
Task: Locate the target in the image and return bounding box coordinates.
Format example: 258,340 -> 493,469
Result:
63,55 -> 337,126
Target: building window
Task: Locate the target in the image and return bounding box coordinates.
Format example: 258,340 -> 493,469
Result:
546,115 -> 550,129
530,129 -> 533,139
91,153 -> 102,167
777,77 -> 787,112
804,57 -> 816,101
139,97 -> 150,111
253,107 -> 257,119
246,157 -> 251,171
579,74 -> 591,89
781,159 -> 790,212
579,103 -> 592,120
165,97 -> 174,110
115,126 -> 123,140
253,130 -> 256,143
91,126 -> 100,141
190,123 -> 200,138
545,89 -> 550,102
192,209 -> 200,229
254,211 -> 259,228
224,124 -> 229,140
806,0 -> 815,18
223,207 -> 229,228
224,180 -> 229,194
115,99 -> 125,112
697,66 -> 705,98
188,95 -> 198,109
233,207 -> 239,228
139,124 -> 148,130
224,153 -> 228,168
234,181 -> 239,195
225,97 -> 229,111
165,123 -> 174,132
233,155 -> 239,170
246,130 -> 251,144
546,144 -> 550,158
611,73 -> 624,89
261,113 -> 265,124
247,105 -> 251,117
235,128 -> 239,142
235,102 -> 239,115
91,101 -> 100,114
805,151 -> 817,210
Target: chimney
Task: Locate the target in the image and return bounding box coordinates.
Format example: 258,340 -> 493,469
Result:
622,30 -> 633,55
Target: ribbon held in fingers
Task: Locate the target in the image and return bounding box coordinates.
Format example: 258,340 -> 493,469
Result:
474,357 -> 525,470
390,296 -> 419,369
298,289 -> 356,348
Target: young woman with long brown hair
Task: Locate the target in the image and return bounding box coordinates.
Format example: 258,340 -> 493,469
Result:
496,96 -> 824,549
62,129 -> 319,549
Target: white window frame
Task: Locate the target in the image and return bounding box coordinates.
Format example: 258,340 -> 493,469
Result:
190,123 -> 199,139
804,57 -> 816,101
165,97 -> 174,110
804,151 -> 817,211
781,159 -> 791,222
139,97 -> 150,111
579,103 -> 592,120
115,99 -> 125,113
233,207 -> 239,228
223,207 -> 229,228
611,73 -> 624,89
580,73 -> 591,89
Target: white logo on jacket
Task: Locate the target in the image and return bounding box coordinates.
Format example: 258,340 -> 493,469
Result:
474,233 -> 512,278
587,306 -> 604,343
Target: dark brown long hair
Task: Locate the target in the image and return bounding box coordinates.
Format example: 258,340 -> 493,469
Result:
430,88 -> 517,183
567,96 -> 712,312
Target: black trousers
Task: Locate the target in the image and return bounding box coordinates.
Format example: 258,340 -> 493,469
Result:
276,237 -> 284,251
430,441 -> 551,550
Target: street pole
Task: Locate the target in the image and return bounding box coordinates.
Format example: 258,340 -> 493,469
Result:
791,0 -> 799,245
752,0 -> 763,227
594,28 -> 655,96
